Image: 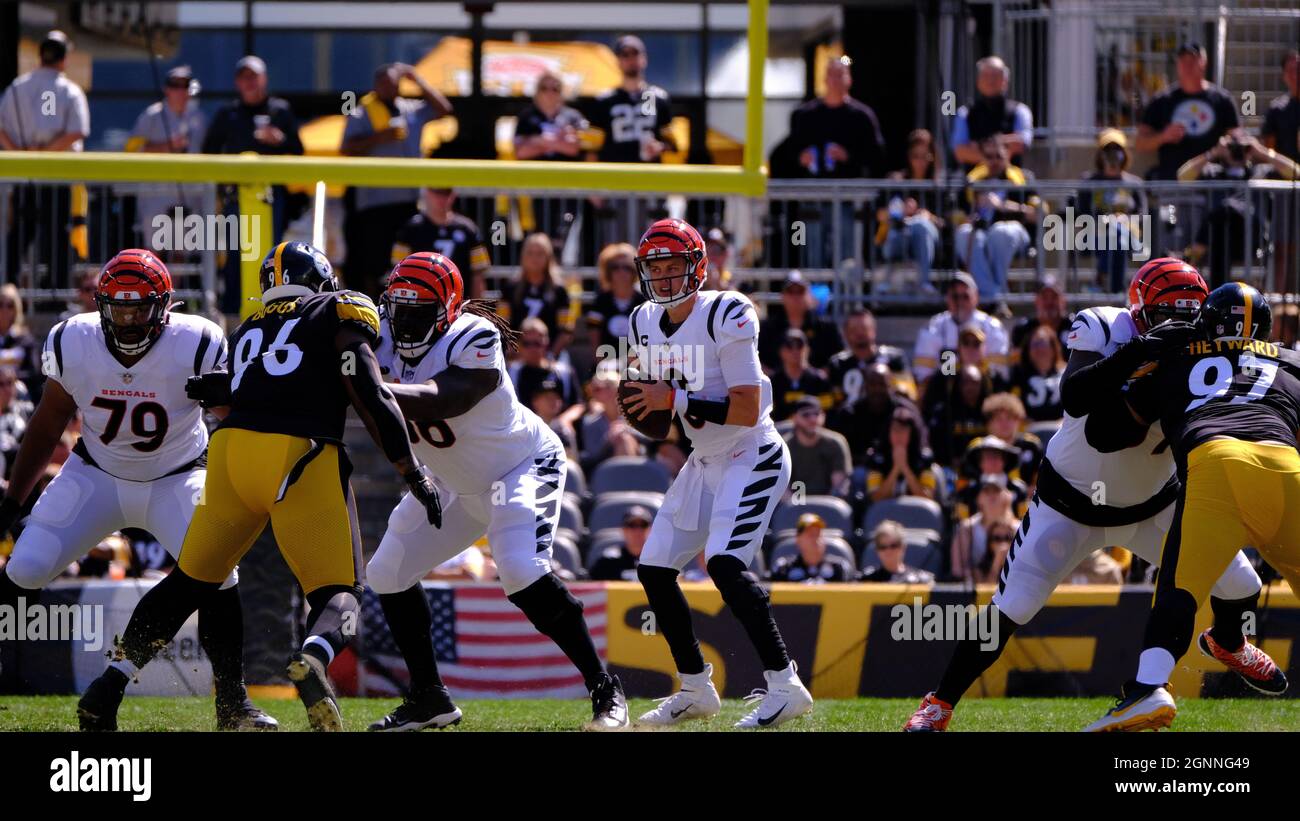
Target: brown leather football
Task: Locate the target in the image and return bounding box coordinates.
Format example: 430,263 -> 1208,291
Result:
617,379 -> 673,440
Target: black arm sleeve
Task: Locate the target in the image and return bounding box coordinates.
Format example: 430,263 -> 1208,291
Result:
1060,343 -> 1149,418
341,340 -> 415,465
685,394 -> 731,425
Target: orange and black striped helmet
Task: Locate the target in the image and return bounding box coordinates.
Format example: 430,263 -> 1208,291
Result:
97,248 -> 173,356
635,218 -> 708,308
1128,257 -> 1208,332
384,251 -> 464,359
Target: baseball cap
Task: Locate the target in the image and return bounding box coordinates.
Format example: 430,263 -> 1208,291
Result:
948,271 -> 978,293
1176,41 -> 1206,58
235,55 -> 267,76
705,227 -> 728,245
796,513 -> 826,533
622,506 -> 652,527
39,30 -> 69,62
1035,273 -> 1062,295
535,377 -> 562,397
783,270 -> 808,291
783,327 -> 809,346
793,395 -> 822,415
614,35 -> 646,55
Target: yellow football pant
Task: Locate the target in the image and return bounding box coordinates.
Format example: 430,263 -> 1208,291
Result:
179,428 -> 362,593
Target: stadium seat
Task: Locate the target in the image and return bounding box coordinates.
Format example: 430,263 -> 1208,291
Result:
863,496 -> 945,537
550,534 -> 584,577
1028,420 -> 1062,451
560,493 -> 585,534
770,495 -> 855,534
588,527 -> 626,559
563,460 -> 589,501
589,456 -> 671,495
770,532 -> 856,568
588,492 -> 664,533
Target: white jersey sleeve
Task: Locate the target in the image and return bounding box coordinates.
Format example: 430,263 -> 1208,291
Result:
446,316 -> 503,371
1065,306 -> 1132,355
912,316 -> 945,381
712,293 -> 761,388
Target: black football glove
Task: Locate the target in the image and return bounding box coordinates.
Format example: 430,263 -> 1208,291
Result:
186,372 -> 233,408
0,496 -> 21,539
1140,319 -> 1200,351
403,465 -> 442,528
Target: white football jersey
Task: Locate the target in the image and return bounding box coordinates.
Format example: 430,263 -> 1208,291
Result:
1047,305 -> 1173,506
377,312 -> 555,496
45,311 -> 226,482
627,290 -> 776,458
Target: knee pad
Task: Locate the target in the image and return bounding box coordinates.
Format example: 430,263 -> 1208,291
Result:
1143,586 -> 1200,659
365,551 -> 407,596
637,563 -> 681,596
706,555 -> 768,615
507,573 -> 582,633
4,528 -> 63,590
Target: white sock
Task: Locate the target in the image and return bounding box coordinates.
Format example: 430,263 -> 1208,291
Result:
303,635 -> 335,665
109,659 -> 139,680
1136,648 -> 1175,687
681,665 -> 713,688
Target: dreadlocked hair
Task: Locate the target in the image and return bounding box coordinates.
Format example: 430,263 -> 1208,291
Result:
463,299 -> 520,353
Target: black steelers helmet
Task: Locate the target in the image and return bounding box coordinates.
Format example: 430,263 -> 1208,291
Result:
1199,282 -> 1272,341
260,241 -> 337,301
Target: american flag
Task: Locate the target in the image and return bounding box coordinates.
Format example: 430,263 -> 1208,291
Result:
358,582 -> 607,699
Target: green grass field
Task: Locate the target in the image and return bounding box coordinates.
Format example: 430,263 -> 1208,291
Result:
2,695 -> 1298,732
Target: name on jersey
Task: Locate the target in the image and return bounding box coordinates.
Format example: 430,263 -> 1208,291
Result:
634,340 -> 705,390
1188,339 -> 1280,357
100,388 -> 158,398
250,299 -> 300,320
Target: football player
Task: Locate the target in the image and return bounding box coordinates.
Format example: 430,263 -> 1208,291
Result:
619,218 -> 813,729
1088,283 -> 1300,731
365,252 -> 627,731
76,242 -> 441,731
0,249 -> 273,730
904,258 -> 1279,732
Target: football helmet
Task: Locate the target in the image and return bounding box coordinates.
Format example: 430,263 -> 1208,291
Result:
384,252 -> 464,360
96,249 -> 173,356
1199,282 -> 1272,342
635,218 -> 708,309
260,241 -> 337,301
1127,257 -> 1208,332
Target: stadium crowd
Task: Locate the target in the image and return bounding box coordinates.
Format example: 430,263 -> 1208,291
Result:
1,31 -> 1298,588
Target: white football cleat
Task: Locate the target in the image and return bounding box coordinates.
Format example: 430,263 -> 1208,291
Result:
1084,682 -> 1176,732
735,662 -> 813,729
636,664 -> 722,726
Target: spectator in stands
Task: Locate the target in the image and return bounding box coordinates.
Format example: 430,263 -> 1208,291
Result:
60,269 -> 99,320
586,242 -> 644,359
1136,42 -> 1240,180
588,505 -> 652,581
829,362 -> 913,465
1179,129 -> 1300,287
1010,325 -> 1065,423
1,30 -> 89,285
506,233 -> 574,355
129,65 -> 208,255
951,56 -> 1034,167
0,285 -> 42,402
759,270 -> 840,371
1065,548 -> 1126,585
588,36 -> 674,164
784,396 -> 852,497
1009,275 -> 1071,364
982,393 -> 1043,487
529,377 -> 580,457
342,62 -> 453,298
956,138 -> 1040,299
704,228 -> 736,291
923,362 -> 993,467
956,435 -> 1030,519
771,329 -> 834,421
862,520 -> 936,584
876,128 -> 945,293
578,364 -> 642,477
392,187 -> 491,299
1262,49 -> 1300,164
865,405 -> 941,502
514,70 -> 587,162
1076,130 -> 1147,292
826,307 -> 914,407
509,318 -> 580,410
913,272 -> 1010,385
769,513 -> 857,583
950,474 -> 1020,584
0,365 -> 33,477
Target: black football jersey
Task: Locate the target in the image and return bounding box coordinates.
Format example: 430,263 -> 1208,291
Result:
392,213 -> 490,291
586,85 -> 673,163
222,290 -> 381,443
1125,338 -> 1300,462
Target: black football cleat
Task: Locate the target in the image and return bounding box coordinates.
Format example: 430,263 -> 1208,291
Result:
77,668 -> 129,732
286,651 -> 343,732
216,691 -> 280,731
585,673 -> 629,731
368,686 -> 462,732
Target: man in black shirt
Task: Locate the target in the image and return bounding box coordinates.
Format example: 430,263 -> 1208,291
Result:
789,55 -> 886,179
391,188 -> 491,299
1135,42 -> 1240,180
758,270 -> 841,371
588,506 -> 652,581
1262,49 -> 1299,164
825,308 -> 912,407
587,36 -> 674,164
768,514 -> 857,584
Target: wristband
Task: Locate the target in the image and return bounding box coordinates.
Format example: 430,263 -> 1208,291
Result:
672,388 -> 690,416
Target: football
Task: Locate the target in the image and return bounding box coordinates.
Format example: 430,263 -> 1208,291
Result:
617,378 -> 673,440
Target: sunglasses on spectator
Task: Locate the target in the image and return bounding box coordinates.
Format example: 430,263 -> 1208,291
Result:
948,291 -> 972,302
538,83 -> 562,93
797,408 -> 821,418
624,521 -> 650,530
783,339 -> 806,349
877,540 -> 904,551
617,49 -> 642,58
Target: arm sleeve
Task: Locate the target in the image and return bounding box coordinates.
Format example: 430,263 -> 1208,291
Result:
714,298 -> 762,389
66,87 -> 90,137
448,320 -> 502,371
197,322 -> 229,375
333,292 -> 382,346
41,321 -> 69,386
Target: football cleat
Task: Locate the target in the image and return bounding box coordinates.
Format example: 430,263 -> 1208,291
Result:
77,668 -> 129,732
1085,681 -> 1176,732
903,692 -> 954,732
1198,629 -> 1288,695
585,673 -> 629,731
286,651 -> 343,732
216,692 -> 280,731
735,662 -> 814,729
636,664 -> 722,726
368,686 -> 463,732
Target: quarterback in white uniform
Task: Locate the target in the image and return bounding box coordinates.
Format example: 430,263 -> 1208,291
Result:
364,252 -> 628,731
904,258 -> 1279,732
619,219 -> 812,729
0,249 -> 273,730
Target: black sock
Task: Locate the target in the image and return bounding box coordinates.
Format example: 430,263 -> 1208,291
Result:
379,585 -> 445,696
303,585 -> 361,665
706,555 -> 790,672
0,567 -> 36,611
508,574 -> 606,690
637,564 -> 705,675
198,585 -> 247,701
1208,592 -> 1257,652
934,607 -> 1019,706
121,569 -> 218,669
